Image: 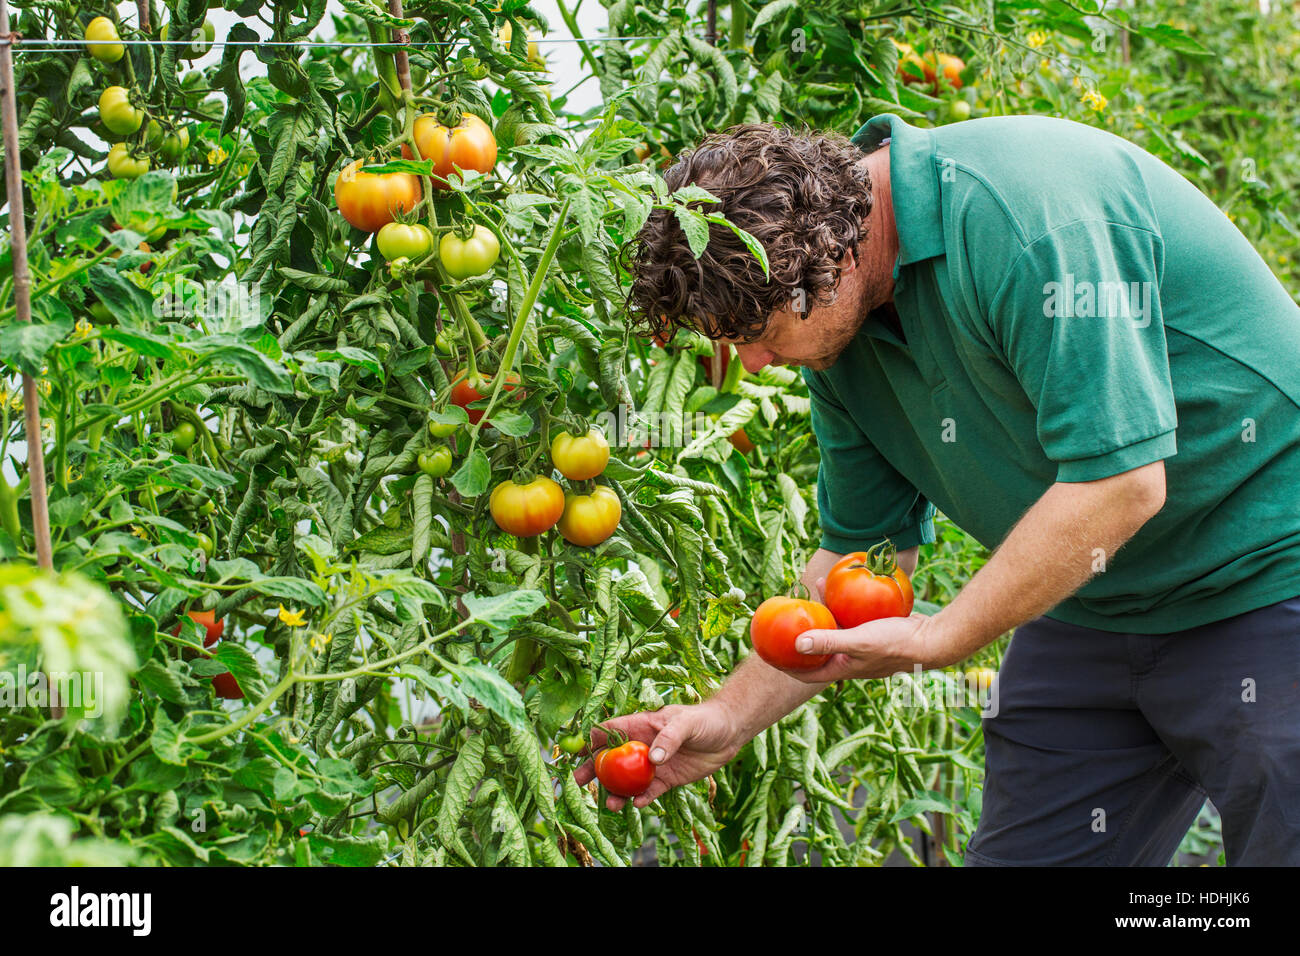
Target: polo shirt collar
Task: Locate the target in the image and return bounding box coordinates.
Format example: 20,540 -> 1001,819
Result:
850,114 -> 945,267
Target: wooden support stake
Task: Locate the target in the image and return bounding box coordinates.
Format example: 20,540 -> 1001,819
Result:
0,0 -> 54,572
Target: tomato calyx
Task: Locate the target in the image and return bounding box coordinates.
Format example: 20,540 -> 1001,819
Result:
843,539 -> 900,577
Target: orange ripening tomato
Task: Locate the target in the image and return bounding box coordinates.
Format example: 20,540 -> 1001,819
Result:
556,485 -> 621,547
489,476 -> 565,537
402,112 -> 498,187
823,549 -> 911,628
728,428 -> 755,454
448,370 -> 520,426
334,159 -> 421,233
749,596 -> 837,671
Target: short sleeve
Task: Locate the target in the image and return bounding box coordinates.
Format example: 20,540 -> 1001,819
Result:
985,220 -> 1178,482
805,370 -> 936,553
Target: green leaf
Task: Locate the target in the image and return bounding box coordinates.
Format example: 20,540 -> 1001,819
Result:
462,590 -> 546,631
451,446 -> 491,498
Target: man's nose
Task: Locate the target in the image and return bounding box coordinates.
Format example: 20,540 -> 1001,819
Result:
734,342 -> 772,373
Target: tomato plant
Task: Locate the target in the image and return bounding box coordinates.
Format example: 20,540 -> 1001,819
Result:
0,0 -> 1251,870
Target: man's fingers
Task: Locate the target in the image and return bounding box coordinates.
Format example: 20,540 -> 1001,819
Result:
572,758 -> 596,786
814,575 -> 827,602
633,777 -> 672,808
648,716 -> 692,765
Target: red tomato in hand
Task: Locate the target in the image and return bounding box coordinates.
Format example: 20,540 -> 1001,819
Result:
824,551 -> 911,627
594,740 -> 655,797
749,596 -> 837,671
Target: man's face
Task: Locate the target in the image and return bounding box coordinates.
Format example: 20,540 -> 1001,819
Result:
717,248 -> 880,373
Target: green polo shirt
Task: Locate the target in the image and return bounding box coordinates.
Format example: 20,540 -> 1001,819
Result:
806,114 -> 1300,634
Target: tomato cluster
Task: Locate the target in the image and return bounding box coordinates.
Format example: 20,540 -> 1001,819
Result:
747,541 -> 914,673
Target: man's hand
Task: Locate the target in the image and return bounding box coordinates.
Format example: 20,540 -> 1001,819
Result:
780,611 -> 941,683
573,702 -> 744,810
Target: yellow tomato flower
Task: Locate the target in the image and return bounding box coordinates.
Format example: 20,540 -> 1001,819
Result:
207,146 -> 228,166
309,631 -> 332,653
278,604 -> 307,627
1026,30 -> 1048,49
1081,88 -> 1108,112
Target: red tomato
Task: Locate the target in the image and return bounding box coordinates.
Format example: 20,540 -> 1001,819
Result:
823,551 -> 910,628
212,670 -> 244,700
593,740 -> 655,797
172,608 -> 225,647
448,369 -> 519,425
748,596 -> 837,671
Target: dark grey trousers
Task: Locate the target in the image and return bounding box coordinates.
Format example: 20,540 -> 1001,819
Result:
964,595 -> 1300,866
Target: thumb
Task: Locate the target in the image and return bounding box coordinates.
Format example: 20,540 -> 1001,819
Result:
648,710 -> 699,764
794,626 -> 845,657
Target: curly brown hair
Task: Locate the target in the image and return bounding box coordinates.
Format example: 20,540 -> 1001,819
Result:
623,123 -> 873,343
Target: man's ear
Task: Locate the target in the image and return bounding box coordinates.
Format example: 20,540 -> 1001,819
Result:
841,247 -> 858,272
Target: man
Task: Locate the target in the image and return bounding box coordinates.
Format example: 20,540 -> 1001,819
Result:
578,115 -> 1300,865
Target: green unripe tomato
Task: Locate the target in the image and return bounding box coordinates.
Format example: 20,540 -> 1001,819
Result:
99,86 -> 144,136
172,422 -> 197,451
558,734 -> 586,755
85,17 -> 125,63
162,18 -> 216,58
439,225 -> 500,279
417,447 -> 453,477
160,126 -> 190,164
106,143 -> 149,179
428,418 -> 460,438
948,99 -> 972,121
198,499 -> 216,517
434,330 -> 454,354
88,302 -> 112,323
376,222 -> 435,261
193,531 -> 215,558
